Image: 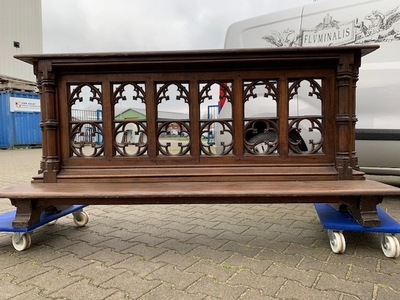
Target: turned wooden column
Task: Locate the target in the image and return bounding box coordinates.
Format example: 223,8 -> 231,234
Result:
33,63 -> 46,175
38,60 -> 59,183
350,51 -> 362,171
335,52 -> 356,180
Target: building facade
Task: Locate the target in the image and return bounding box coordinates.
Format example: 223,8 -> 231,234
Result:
0,0 -> 42,82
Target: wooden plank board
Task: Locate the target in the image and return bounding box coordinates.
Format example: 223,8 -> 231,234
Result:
1,180 -> 399,200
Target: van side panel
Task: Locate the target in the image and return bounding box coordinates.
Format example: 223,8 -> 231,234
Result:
224,0 -> 400,174
224,6 -> 305,48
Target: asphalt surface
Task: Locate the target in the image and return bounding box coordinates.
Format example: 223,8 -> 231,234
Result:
1,148 -> 400,300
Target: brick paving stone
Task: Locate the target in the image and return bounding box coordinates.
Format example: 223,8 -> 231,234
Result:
239,288 -> 277,300
146,264 -> 203,289
186,276 -> 247,299
133,224 -> 171,237
139,283 -> 206,300
186,211 -> 222,222
21,268 -> 82,295
88,223 -> 124,236
163,214 -> 198,226
347,265 -> 400,292
256,249 -> 303,267
262,239 -> 291,253
103,226 -> 144,241
298,229 -> 326,242
268,223 -> 303,236
155,229 -> 198,242
51,278 -> 117,300
0,275 -> 38,299
276,279 -> 341,300
218,241 -> 262,258
265,262 -> 320,288
123,242 -> 167,260
126,233 -> 168,247
94,236 -> 136,252
103,291 -> 129,300
8,288 -> 49,300
297,257 -> 350,279
285,235 -> 319,249
111,256 -> 165,277
284,243 -> 332,261
222,254 -> 273,275
150,249 -> 200,271
47,225 -> 88,241
274,232 -> 317,247
84,248 -> 131,266
68,230 -> 114,245
185,259 -> 238,282
214,230 -> 256,246
58,241 -> 104,258
43,253 -> 93,272
212,222 -> 250,235
188,245 -> 233,264
0,253 -> 27,270
247,234 -> 282,249
238,219 -> 274,233
105,218 -> 141,231
40,234 -> 82,251
242,226 -> 277,239
228,269 -> 286,296
210,204 -> 239,214
326,253 -> 381,272
234,209 -> 266,221
375,285 -> 400,299
100,270 -> 162,299
187,225 -> 225,238
187,218 -> 222,229
138,216 -> 173,229
378,258 -> 400,274
315,272 -> 374,299
70,261 -> 126,286
157,239 -> 198,254
209,214 -> 243,226
186,234 -> 229,250
291,219 -> 321,231
2,260 -> 51,284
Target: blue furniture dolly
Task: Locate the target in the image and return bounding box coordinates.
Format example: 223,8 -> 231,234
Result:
0,205 -> 89,251
314,203 -> 400,258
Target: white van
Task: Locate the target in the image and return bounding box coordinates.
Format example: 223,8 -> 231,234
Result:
224,0 -> 400,175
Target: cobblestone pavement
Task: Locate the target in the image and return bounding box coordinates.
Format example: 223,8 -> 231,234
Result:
1,148 -> 400,300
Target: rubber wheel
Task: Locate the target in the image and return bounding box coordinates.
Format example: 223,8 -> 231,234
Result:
381,235 -> 400,258
329,231 -> 346,254
73,210 -> 89,227
12,233 -> 32,251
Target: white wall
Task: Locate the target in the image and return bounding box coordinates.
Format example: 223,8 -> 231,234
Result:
0,0 -> 43,82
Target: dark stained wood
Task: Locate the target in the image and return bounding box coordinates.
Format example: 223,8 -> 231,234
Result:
2,180 -> 399,200
1,45 -> 398,228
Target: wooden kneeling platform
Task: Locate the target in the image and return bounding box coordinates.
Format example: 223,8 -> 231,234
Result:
2,46 -> 400,230
2,180 -> 399,228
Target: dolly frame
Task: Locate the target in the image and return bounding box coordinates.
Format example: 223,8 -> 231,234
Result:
314,203 -> 400,258
0,205 -> 88,251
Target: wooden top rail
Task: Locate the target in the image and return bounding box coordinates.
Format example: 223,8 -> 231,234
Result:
16,45 -> 378,183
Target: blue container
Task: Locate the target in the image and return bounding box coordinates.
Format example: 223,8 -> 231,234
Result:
0,90 -> 41,149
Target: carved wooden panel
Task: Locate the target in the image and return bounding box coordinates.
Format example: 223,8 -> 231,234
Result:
16,46 -> 377,182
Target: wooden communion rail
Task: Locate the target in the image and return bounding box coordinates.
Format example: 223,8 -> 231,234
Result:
1,45 -> 399,228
